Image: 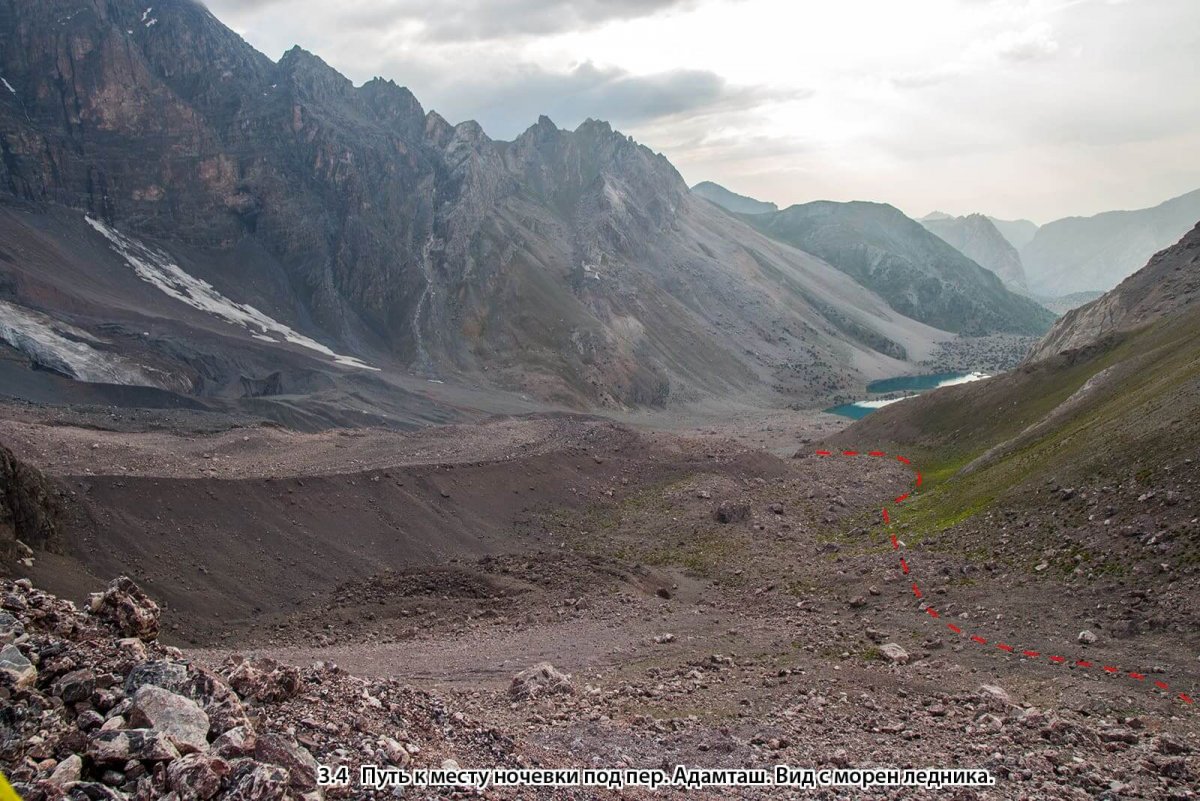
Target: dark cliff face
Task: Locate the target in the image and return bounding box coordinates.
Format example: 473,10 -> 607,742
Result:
0,0 -> 946,409
0,443 -> 62,559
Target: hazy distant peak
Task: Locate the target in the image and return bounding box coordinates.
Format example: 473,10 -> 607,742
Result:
691,181 -> 778,215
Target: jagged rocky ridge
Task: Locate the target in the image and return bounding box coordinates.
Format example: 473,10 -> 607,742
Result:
0,0 -> 963,410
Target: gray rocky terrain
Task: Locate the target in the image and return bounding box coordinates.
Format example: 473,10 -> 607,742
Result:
920,213 -> 1029,292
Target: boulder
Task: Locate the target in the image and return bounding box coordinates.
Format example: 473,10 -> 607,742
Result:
87,729 -> 180,764
1077,629 -> 1098,645
168,753 -> 230,800
713,500 -> 751,524
213,726 -> 257,759
509,662 -> 573,700
225,760 -> 293,800
49,753 -> 83,786
879,643 -> 909,665
255,734 -> 319,790
129,685 -> 211,753
88,576 -> 160,641
126,660 -> 249,737
53,668 -> 96,704
222,656 -> 301,703
978,684 -> 1012,711
0,610 -> 24,644
0,643 -> 36,689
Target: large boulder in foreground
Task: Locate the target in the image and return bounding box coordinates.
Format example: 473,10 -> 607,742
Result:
89,576 -> 160,641
129,684 -> 212,754
509,662 -> 574,701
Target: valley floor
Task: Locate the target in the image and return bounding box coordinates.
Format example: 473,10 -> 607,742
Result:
2,404 -> 1198,798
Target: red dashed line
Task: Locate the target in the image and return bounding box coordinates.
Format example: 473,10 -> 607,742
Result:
818,449 -> 1194,707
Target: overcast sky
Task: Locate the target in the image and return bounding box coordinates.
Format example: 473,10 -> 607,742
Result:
205,0 -> 1199,223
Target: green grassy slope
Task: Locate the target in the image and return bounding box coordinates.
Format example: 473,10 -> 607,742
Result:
829,309 -> 1200,534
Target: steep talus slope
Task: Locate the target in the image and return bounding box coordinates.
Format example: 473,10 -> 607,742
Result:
1022,189 -> 1200,295
1028,221 -> 1200,361
0,0 -> 949,411
745,201 -> 1055,335
920,213 -> 1028,291
691,181 -> 778,215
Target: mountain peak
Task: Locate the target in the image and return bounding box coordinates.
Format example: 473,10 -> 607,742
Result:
575,118 -> 613,136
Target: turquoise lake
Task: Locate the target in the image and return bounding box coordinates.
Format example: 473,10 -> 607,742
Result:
825,371 -> 988,419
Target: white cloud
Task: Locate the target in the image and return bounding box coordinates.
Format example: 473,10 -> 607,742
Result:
203,0 -> 1200,222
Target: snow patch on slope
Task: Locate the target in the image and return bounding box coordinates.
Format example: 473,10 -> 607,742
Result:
0,300 -> 167,387
85,216 -> 378,371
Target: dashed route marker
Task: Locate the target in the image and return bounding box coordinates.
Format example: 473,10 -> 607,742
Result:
816,449 -> 1194,707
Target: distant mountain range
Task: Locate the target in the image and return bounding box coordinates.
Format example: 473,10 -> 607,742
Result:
726,200 -> 1053,335
1020,189 -> 1200,296
692,182 -> 778,215
704,182 -> 1200,305
1028,220 -> 1200,361
918,213 -> 1028,291
986,216 -> 1040,251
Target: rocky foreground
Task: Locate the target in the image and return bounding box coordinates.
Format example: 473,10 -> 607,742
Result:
0,577 -> 596,801
4,562 -> 1199,799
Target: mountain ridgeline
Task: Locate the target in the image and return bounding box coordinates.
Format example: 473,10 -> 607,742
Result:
0,0 -> 973,412
691,181 -> 779,214
740,202 -> 1055,335
919,213 -> 1028,292
1021,189 -> 1200,296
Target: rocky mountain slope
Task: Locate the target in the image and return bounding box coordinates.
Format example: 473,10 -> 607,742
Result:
987,217 -> 1040,251
743,201 -> 1055,335
920,213 -> 1028,291
0,0 -> 960,415
690,181 -> 778,215
831,225 -> 1200,672
1028,221 -> 1200,361
1022,188 -> 1200,295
